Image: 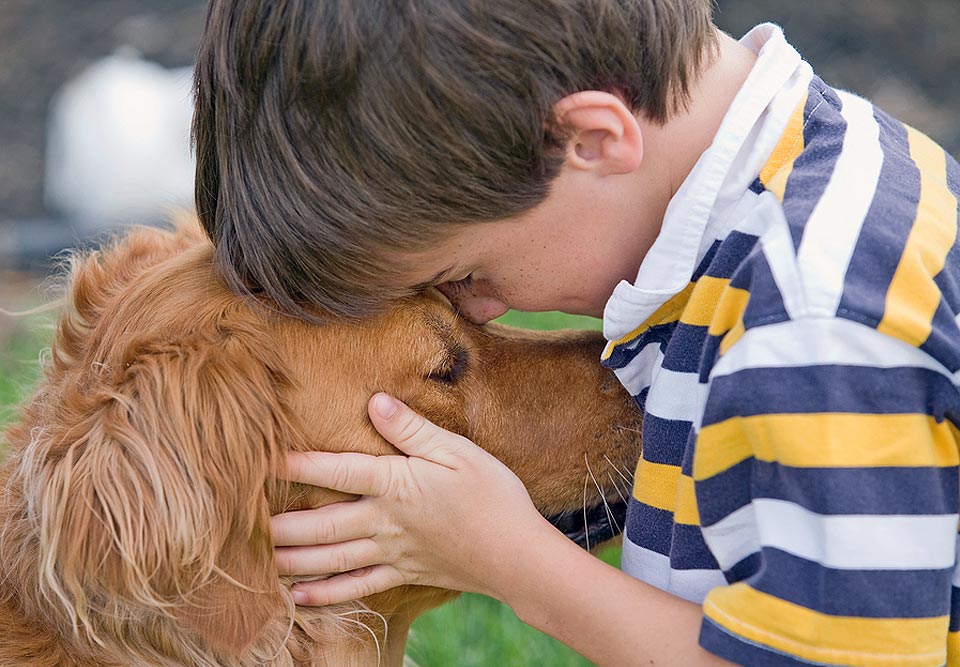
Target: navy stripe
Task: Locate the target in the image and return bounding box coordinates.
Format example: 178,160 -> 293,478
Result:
692,239 -> 722,281
781,78 -> 846,250
748,177 -> 766,195
661,323 -> 708,374
701,364 -> 956,426
699,333 -> 723,383
697,463 -> 959,529
837,107 -> 918,327
625,503 -> 719,571
625,500 -> 674,556
601,321 -> 677,370
925,154 -> 960,372
680,427 -> 697,476
936,153 -> 960,316
671,523 -> 721,570
922,303 -> 960,373
751,548 -> 953,619
700,617 -> 817,667
640,412 -> 692,467
935,241 -> 960,329
950,585 -> 960,632
749,462 -> 959,516
696,458 -> 753,527
632,386 -> 648,412
737,250 -> 791,331
702,231 -> 760,281
725,551 -> 762,584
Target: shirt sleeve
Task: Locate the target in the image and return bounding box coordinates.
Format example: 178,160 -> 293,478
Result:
691,316 -> 960,667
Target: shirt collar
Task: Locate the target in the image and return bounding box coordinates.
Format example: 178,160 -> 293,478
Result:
602,24 -> 808,342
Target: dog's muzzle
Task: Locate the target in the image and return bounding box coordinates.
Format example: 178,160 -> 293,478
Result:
546,498 -> 628,550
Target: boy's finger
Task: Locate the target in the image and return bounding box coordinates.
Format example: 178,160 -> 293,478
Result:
290,564 -> 407,607
270,500 -> 376,547
275,538 -> 381,576
368,393 -> 466,464
280,451 -> 392,496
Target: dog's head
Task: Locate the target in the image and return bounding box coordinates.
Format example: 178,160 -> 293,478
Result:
1,222 -> 640,666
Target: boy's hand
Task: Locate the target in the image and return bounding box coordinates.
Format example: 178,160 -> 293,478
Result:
271,393 -> 551,605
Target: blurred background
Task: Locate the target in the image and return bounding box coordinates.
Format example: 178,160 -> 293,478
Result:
1,1 -> 959,665
2,0 -> 959,278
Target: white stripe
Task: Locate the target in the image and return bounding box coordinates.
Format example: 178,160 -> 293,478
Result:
952,534 -> 960,587
707,498 -> 958,571
621,536 -> 727,603
758,192 -> 807,319
701,503 -> 761,571
646,367 -> 703,423
796,92 -> 884,316
611,341 -> 663,396
709,317 -> 951,381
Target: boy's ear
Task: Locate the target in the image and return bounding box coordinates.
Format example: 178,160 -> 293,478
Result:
552,91 -> 644,175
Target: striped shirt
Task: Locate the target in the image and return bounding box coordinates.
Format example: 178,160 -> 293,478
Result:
602,24 -> 960,667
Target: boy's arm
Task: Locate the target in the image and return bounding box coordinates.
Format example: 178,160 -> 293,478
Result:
493,516 -> 733,666
273,394 -> 732,667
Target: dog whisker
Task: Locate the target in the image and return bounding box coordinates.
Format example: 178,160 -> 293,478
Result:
603,454 -> 633,487
585,454 -> 619,536
582,471 -> 591,552
607,470 -> 629,508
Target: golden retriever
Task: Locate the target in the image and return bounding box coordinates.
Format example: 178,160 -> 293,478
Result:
0,222 -> 641,667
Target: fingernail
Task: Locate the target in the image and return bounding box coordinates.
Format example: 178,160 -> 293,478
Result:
372,393 -> 398,419
292,590 -> 309,605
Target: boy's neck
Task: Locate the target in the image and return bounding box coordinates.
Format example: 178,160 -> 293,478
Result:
640,30 -> 759,203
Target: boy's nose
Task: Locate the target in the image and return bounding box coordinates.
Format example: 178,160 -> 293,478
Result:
436,284 -> 509,324
457,297 -> 510,324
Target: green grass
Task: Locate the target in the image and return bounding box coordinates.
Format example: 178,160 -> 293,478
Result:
0,308 -> 616,666
0,313 -> 52,431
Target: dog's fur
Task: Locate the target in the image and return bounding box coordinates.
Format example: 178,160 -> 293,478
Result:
0,223 -> 641,667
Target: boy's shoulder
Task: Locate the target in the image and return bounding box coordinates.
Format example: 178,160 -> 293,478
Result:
717,75 -> 960,367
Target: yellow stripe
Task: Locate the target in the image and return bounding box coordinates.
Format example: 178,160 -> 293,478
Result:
673,474 -> 700,525
633,460 -> 700,525
878,126 -> 959,347
947,630 -> 960,666
759,92 -> 809,202
602,283 -> 695,361
694,413 -> 960,481
704,584 -> 948,666
706,286 -> 750,338
719,318 -> 746,356
680,276 -> 729,327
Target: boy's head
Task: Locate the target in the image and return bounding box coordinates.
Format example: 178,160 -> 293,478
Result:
192,0 -> 717,322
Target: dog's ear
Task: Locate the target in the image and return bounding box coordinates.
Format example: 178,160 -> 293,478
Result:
28,327 -> 295,655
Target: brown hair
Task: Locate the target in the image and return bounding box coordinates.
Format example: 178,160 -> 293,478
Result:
192,0 -> 717,321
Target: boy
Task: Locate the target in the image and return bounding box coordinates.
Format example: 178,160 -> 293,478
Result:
193,1 -> 960,665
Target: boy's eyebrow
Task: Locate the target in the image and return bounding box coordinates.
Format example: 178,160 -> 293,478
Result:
411,266 -> 454,292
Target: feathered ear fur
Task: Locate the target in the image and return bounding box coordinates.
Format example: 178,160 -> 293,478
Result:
22,311 -> 295,658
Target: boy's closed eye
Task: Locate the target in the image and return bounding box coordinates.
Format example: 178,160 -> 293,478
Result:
441,273 -> 474,292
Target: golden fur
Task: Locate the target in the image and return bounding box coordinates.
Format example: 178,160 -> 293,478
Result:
0,222 -> 641,666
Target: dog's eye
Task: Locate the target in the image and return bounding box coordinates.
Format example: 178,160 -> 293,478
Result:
428,345 -> 469,385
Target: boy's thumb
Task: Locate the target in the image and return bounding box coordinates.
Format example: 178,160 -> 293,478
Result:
368,393 -> 465,463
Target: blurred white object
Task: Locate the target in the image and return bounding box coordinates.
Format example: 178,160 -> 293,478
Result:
44,48 -> 195,229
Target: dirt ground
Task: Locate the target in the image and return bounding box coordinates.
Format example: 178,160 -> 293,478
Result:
0,0 -> 958,222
